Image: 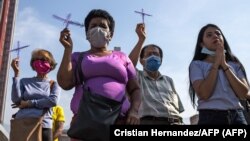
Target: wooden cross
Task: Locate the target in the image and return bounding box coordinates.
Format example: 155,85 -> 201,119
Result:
135,8 -> 152,24
9,41 -> 30,58
53,13 -> 84,28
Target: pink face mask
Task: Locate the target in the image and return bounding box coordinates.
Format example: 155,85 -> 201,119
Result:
32,60 -> 51,75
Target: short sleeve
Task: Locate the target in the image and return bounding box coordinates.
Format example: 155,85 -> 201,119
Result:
189,61 -> 204,84
57,106 -> 65,122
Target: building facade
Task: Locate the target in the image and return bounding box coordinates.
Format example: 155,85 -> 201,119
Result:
0,0 -> 18,124
0,0 -> 18,140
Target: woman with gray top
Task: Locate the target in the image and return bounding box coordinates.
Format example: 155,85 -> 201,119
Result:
188,24 -> 249,125
11,49 -> 61,141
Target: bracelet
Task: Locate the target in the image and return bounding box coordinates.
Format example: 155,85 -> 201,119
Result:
223,67 -> 229,72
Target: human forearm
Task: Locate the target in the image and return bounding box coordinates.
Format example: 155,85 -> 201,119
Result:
129,38 -> 145,67
30,85 -> 60,108
223,67 -> 249,99
126,79 -> 141,113
53,129 -> 63,139
53,122 -> 64,139
125,79 -> 141,124
11,77 -> 22,103
126,88 -> 141,125
129,23 -> 146,67
129,88 -> 141,113
57,48 -> 74,90
195,65 -> 219,100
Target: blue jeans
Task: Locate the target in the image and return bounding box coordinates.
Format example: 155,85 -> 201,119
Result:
198,109 -> 247,125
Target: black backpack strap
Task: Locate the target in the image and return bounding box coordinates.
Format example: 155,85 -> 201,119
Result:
75,52 -> 86,84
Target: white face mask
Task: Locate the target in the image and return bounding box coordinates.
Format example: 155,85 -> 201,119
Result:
201,46 -> 226,56
201,47 -> 215,56
87,26 -> 110,48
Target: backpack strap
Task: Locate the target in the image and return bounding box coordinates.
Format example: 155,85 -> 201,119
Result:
49,80 -> 54,90
75,52 -> 86,85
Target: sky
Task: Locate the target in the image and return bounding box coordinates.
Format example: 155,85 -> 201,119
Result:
3,0 -> 250,129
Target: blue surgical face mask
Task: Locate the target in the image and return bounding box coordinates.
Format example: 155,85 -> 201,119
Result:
144,55 -> 161,72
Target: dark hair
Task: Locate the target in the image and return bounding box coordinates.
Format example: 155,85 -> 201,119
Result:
30,49 -> 57,71
140,44 -> 163,59
84,9 -> 115,37
188,24 -> 248,107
